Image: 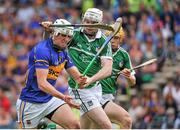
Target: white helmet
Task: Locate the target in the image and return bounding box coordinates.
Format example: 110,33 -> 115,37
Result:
83,8 -> 103,23
53,19 -> 74,37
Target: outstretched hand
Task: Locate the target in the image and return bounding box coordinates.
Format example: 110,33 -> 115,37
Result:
63,95 -> 80,109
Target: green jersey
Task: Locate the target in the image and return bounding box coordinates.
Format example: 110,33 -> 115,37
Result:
100,47 -> 134,94
68,29 -> 112,89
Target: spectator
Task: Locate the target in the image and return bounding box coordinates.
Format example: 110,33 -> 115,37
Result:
150,105 -> 166,128
162,107 -> 176,129
173,80 -> 180,112
0,87 -> 14,128
128,96 -> 144,124
12,54 -> 28,85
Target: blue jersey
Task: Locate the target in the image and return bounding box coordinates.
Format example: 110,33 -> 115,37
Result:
20,38 -> 74,103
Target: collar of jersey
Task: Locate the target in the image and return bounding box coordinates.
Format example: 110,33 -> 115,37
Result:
112,47 -> 125,57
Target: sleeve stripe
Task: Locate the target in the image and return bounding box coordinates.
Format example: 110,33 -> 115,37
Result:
100,56 -> 113,60
35,60 -> 49,64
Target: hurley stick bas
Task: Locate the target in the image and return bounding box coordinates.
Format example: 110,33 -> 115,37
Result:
116,58 -> 157,97
75,17 -> 123,89
39,22 -> 115,31
116,58 -> 157,76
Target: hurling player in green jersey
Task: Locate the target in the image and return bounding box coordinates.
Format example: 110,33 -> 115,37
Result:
41,8 -> 113,129
67,8 -> 113,129
98,26 -> 136,128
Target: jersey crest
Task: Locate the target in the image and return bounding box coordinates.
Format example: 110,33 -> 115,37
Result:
119,61 -> 124,68
96,46 -> 100,53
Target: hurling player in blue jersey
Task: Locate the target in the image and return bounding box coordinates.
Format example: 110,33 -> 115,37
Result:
16,19 -> 87,129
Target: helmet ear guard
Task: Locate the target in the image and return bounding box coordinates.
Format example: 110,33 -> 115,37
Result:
53,19 -> 74,37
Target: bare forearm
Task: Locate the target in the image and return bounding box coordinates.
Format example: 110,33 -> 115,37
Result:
91,65 -> 112,83
90,58 -> 112,83
39,81 -> 65,100
66,66 -> 82,81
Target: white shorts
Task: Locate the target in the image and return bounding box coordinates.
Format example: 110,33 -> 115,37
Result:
69,82 -> 102,116
100,94 -> 115,107
16,97 -> 65,128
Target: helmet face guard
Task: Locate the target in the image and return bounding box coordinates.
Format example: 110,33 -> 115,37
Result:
83,8 -> 103,23
52,19 -> 73,51
82,8 -> 103,36
53,19 -> 74,37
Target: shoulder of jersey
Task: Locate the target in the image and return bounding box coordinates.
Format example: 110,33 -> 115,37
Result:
36,39 -> 50,51
101,32 -> 107,39
118,47 -> 128,53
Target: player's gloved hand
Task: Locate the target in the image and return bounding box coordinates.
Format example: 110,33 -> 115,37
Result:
63,95 -> 80,109
120,68 -> 131,79
40,21 -> 53,32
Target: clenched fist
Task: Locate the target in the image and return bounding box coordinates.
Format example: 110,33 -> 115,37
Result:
40,21 -> 53,32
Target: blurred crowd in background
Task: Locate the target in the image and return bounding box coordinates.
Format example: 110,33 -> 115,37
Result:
0,0 -> 180,129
